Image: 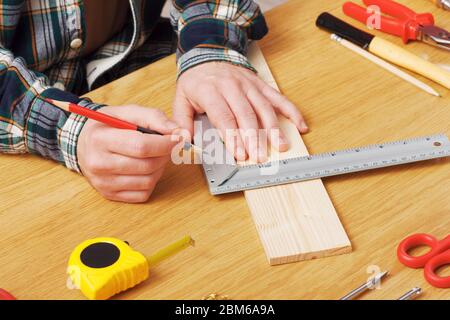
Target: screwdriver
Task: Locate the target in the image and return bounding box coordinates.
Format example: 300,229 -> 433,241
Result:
398,287 -> 422,300
340,271 -> 389,300
430,0 -> 450,10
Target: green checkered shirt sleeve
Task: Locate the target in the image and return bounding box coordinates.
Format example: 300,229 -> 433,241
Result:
0,47 -> 103,173
170,0 -> 268,76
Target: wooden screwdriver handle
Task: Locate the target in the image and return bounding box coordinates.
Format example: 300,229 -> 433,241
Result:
369,37 -> 450,89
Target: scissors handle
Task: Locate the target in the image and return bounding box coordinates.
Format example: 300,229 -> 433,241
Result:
397,233 -> 449,268
424,250 -> 450,288
0,288 -> 16,300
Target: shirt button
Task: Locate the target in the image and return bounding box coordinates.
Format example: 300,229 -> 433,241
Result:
70,38 -> 83,50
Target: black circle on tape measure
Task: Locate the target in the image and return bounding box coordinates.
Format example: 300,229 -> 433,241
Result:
80,242 -> 120,268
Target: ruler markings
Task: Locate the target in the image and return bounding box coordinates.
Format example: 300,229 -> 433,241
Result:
197,132 -> 450,195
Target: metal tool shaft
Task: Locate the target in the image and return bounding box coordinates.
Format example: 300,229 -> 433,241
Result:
436,0 -> 450,10
340,283 -> 370,300
398,287 -> 422,300
340,271 -> 389,300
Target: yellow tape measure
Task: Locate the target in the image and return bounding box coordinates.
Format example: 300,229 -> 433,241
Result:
67,236 -> 194,300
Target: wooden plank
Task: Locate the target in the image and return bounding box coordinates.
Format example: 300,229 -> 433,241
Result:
244,43 -> 352,265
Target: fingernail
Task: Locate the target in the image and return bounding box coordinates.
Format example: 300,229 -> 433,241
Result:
300,122 -> 309,132
258,150 -> 267,162
236,147 -> 246,160
277,137 -> 290,152
279,135 -> 289,146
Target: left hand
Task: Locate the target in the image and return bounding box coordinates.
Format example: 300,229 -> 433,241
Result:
173,62 -> 309,162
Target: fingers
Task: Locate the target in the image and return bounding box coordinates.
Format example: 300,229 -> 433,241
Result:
224,82 -> 266,162
94,167 -> 166,203
246,75 -> 308,133
246,86 -> 289,152
260,83 -> 309,133
100,128 -> 180,158
102,105 -> 179,135
86,153 -> 170,175
94,171 -> 162,192
198,88 -> 247,161
172,92 -> 195,139
107,191 -> 152,203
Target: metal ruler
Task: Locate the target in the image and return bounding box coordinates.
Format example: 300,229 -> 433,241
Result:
193,115 -> 450,195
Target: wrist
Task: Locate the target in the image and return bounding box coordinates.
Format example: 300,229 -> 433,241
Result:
59,99 -> 105,173
177,47 -> 256,78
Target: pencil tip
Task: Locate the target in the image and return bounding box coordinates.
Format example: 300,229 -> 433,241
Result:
187,143 -> 203,154
430,91 -> 440,97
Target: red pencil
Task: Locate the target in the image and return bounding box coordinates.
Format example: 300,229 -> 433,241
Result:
45,98 -> 160,134
44,98 -> 201,152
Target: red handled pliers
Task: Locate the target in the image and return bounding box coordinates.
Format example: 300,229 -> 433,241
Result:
343,0 -> 450,51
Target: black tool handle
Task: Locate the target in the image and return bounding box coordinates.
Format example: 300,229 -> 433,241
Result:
316,12 -> 374,49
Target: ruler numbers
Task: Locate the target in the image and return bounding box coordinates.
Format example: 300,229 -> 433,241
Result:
209,134 -> 450,195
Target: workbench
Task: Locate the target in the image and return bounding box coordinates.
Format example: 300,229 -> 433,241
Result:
0,0 -> 449,300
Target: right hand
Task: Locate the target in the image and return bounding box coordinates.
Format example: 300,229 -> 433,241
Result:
77,105 -> 180,203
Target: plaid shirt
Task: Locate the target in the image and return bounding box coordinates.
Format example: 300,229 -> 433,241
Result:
0,0 -> 267,172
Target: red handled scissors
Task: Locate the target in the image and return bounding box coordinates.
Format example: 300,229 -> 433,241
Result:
343,0 -> 450,50
397,234 -> 450,288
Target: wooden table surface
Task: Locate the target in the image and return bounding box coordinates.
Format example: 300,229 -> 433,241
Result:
1,0 -> 449,300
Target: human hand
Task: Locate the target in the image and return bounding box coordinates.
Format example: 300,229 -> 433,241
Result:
173,62 -> 308,162
77,105 -> 180,203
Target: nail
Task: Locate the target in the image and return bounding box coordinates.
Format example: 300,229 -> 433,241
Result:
236,147 -> 246,160
258,149 -> 267,162
300,122 -> 309,132
277,137 -> 290,152
279,135 -> 289,146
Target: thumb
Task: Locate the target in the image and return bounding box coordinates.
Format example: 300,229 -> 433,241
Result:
172,93 -> 194,140
101,105 -> 179,135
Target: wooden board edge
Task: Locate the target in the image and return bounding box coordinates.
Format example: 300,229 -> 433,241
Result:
268,245 -> 353,266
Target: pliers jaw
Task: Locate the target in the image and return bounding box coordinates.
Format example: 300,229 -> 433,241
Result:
420,25 -> 450,51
